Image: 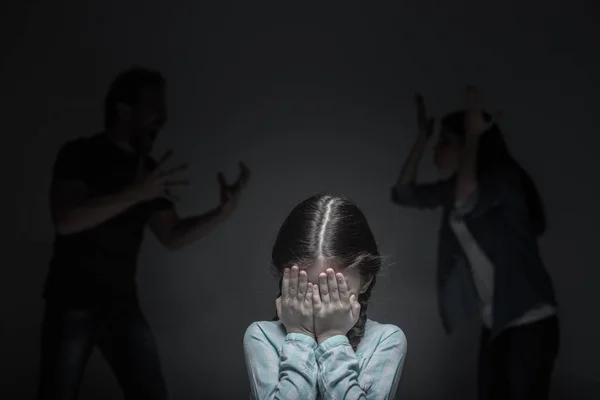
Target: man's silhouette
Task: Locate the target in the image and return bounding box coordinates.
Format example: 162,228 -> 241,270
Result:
37,67 -> 250,399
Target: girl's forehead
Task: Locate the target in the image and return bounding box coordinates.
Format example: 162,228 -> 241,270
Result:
298,257 -> 339,272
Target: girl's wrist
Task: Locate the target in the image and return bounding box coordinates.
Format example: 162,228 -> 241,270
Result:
316,331 -> 345,344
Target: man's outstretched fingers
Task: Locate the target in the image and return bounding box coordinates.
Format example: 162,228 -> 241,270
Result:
155,150 -> 174,171
164,163 -> 188,177
164,179 -> 190,187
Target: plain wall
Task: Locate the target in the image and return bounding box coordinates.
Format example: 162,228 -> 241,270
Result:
3,1 -> 599,398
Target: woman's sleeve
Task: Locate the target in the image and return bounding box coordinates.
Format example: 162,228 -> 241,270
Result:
315,327 -> 407,400
243,322 -> 319,400
391,180 -> 448,210
454,165 -> 527,220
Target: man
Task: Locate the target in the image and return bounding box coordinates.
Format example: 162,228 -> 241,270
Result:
37,67 -> 250,399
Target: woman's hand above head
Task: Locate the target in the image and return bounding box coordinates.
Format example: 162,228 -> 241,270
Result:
415,93 -> 435,140
276,266 -> 315,339
465,86 -> 497,137
313,269 -> 361,344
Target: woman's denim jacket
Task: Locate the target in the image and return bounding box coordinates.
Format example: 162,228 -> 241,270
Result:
391,165 -> 557,338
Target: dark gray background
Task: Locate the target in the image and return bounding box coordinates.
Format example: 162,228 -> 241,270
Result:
3,0 -> 599,398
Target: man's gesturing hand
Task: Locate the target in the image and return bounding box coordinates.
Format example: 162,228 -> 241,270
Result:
217,161 -> 250,217
313,269 -> 361,344
276,266 -> 315,338
131,150 -> 189,202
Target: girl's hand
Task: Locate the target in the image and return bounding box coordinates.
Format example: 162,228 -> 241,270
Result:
312,268 -> 361,344
276,266 -> 315,338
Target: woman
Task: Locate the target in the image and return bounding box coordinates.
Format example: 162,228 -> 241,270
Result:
392,87 -> 559,399
243,194 -> 407,399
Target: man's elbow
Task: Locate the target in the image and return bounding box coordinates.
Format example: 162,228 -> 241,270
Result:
165,239 -> 185,251
53,213 -> 80,235
162,232 -> 186,251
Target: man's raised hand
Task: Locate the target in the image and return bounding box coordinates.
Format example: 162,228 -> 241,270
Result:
131,150 -> 189,202
217,161 -> 250,216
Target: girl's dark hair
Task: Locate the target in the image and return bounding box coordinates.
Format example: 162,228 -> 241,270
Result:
104,66 -> 165,129
271,194 -> 382,351
441,111 -> 546,236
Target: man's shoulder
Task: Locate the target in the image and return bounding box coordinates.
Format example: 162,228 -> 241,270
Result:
58,133 -> 104,156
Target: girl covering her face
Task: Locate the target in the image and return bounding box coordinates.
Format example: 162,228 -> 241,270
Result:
243,194 -> 407,399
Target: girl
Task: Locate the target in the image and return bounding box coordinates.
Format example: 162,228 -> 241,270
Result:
392,87 -> 559,399
243,195 -> 407,399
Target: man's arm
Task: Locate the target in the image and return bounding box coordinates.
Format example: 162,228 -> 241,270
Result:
51,179 -> 141,235
50,140 -> 145,235
148,206 -> 229,250
149,161 -> 250,250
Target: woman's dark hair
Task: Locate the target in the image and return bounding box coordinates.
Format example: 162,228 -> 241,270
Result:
104,66 -> 165,129
441,111 -> 546,236
271,194 -> 383,351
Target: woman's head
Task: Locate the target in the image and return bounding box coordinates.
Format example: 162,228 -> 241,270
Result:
433,110 -> 547,236
434,110 -> 505,176
271,194 -> 382,349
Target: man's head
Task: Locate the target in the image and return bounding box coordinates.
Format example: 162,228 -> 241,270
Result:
104,67 -> 167,154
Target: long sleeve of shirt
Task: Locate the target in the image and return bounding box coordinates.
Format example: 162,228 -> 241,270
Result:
243,322 -> 319,400
315,327 -> 407,399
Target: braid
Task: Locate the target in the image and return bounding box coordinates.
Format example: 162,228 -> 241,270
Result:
346,276 -> 376,351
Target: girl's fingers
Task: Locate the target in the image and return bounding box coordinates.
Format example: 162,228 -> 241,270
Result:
305,282 -> 313,307
276,297 -> 282,318
289,266 -> 299,298
327,269 -> 340,303
281,268 -> 290,300
298,270 -> 308,299
350,294 -> 361,318
318,272 -> 330,304
336,273 -> 350,303
312,284 -> 322,308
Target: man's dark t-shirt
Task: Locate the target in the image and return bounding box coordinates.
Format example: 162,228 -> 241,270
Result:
44,133 -> 173,308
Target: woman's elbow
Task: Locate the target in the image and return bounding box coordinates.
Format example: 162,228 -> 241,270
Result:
390,185 -> 417,207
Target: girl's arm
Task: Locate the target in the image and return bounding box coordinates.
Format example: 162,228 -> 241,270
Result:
243,322 -> 319,400
315,327 -> 407,399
